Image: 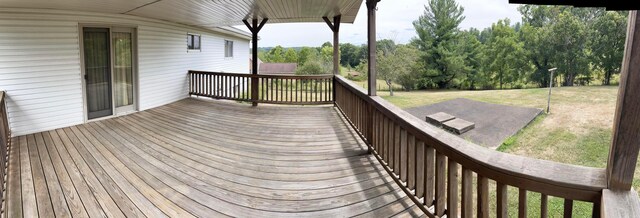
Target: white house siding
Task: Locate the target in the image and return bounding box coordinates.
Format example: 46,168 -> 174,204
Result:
0,9 -> 250,136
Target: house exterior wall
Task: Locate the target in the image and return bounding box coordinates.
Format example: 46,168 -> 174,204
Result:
0,9 -> 250,136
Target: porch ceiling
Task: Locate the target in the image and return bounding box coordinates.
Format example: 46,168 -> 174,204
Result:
0,0 -> 363,30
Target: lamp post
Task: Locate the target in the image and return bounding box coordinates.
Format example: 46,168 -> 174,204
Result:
547,68 -> 557,114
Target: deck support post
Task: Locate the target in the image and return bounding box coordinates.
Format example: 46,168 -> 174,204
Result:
606,10 -> 640,190
366,0 -> 379,96
243,18 -> 268,106
323,15 -> 341,104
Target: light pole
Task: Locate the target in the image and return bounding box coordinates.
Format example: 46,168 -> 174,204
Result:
547,68 -> 557,114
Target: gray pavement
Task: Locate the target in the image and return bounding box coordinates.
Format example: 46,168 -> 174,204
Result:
405,98 -> 542,148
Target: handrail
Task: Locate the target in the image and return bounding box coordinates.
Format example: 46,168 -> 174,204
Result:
188,70 -> 334,105
0,91 -> 9,209
334,75 -> 606,217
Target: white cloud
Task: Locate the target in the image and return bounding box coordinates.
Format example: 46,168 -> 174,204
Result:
234,0 -> 523,47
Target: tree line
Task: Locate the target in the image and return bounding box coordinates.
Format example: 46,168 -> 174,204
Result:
259,1 -> 628,93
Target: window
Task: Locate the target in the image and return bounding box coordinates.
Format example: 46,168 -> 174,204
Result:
225,40 -> 234,57
187,34 -> 201,50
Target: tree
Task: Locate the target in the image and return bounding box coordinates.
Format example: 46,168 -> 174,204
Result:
377,39 -> 397,54
458,30 -> 486,89
412,0 -> 466,89
284,48 -> 298,63
520,23 -> 554,87
265,45 -> 285,62
549,11 -> 590,86
485,19 -> 528,89
297,47 -> 315,66
340,43 -> 363,67
393,45 -> 421,91
518,5 -> 561,87
590,11 -> 627,85
296,60 -> 327,75
377,43 -> 420,95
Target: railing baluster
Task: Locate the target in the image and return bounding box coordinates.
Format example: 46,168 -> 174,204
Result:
435,152 -> 446,216
407,134 -> 415,189
564,199 -> 573,218
448,160 -> 459,218
187,71 -> 333,104
519,188 -> 527,218
497,182 -> 508,218
541,194 -> 548,218
388,123 -> 395,170
462,168 -> 473,218
416,141 -> 425,198
382,117 -> 388,162
280,78 -> 282,102
400,129 -> 408,182
393,125 -> 401,173
425,146 -> 435,207
478,175 -> 489,218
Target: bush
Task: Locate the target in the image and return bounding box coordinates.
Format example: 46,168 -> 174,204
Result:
296,61 -> 329,75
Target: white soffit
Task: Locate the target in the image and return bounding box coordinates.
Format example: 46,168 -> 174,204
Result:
0,0 -> 364,29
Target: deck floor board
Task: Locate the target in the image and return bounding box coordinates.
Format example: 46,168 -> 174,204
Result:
5,98 -> 424,217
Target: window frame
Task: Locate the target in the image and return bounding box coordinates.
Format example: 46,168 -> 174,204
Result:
187,33 -> 201,51
224,40 -> 234,58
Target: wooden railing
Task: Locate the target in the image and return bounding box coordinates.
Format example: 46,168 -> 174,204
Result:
334,76 -> 606,217
0,91 -> 9,207
189,71 -> 252,102
188,71 -> 333,105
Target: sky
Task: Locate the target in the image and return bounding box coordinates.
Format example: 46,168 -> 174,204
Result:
233,0 -> 523,47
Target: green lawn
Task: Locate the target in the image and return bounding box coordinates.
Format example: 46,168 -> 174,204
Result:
362,85 -> 628,216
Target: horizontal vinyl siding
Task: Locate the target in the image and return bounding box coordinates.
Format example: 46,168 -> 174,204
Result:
0,19 -> 84,136
0,9 -> 250,136
138,26 -> 250,109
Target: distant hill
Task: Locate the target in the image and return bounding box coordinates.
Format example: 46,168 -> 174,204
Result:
259,47 -> 306,52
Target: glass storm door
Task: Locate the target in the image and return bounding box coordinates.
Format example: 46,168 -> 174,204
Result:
112,28 -> 135,114
83,28 -> 112,119
83,27 -> 136,120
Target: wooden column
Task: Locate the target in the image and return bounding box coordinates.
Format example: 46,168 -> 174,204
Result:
323,15 -> 341,75
607,10 -> 640,190
324,15 -> 341,103
366,0 -> 379,96
243,18 -> 268,106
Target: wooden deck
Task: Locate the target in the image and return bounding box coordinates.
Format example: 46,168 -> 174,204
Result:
4,98 -> 424,217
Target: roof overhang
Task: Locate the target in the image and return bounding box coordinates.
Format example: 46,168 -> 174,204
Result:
0,0 -> 364,36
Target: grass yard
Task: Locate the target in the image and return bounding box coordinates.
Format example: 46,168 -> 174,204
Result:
359,84 -> 628,216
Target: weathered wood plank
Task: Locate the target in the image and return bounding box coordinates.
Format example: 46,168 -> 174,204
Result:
34,133 -> 71,218
461,168 -> 472,218
435,152 -> 446,216
41,132 -> 89,217
27,134 -> 55,217
497,182 -> 508,218
55,128 -> 127,218
425,146 -> 435,207
518,188 -> 527,218
478,175 -> 489,218
415,141 -> 425,198
447,160 -> 459,218
400,128 -> 408,182
407,134 -> 416,189
48,130 -> 107,218
541,194 -> 548,218
564,199 -> 573,218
